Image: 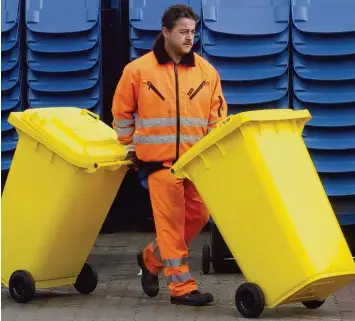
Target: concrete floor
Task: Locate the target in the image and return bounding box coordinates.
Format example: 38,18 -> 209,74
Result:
2,231 -> 355,321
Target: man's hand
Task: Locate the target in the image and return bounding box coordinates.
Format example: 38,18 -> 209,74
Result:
126,151 -> 140,172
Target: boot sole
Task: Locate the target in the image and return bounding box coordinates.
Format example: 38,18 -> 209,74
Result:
170,297 -> 214,306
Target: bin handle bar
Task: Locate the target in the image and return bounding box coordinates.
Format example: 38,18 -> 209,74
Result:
81,109 -> 99,120
94,159 -> 133,169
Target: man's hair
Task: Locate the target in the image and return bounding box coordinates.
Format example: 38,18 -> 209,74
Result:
161,4 -> 199,30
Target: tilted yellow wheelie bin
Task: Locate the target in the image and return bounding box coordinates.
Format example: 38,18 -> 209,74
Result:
170,109 -> 355,318
2,107 -> 131,303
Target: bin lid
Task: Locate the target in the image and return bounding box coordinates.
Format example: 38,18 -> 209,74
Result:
8,107 -> 128,170
171,109 -> 311,177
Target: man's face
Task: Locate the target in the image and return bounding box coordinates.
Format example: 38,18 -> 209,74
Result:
163,18 -> 196,55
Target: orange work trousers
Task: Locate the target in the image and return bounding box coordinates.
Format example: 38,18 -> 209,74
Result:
142,168 -> 209,297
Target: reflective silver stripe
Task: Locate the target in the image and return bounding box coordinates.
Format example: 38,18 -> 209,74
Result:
136,117 -> 208,128
163,257 -> 188,268
182,118 -> 208,127
152,239 -> 161,261
166,272 -> 192,284
181,134 -> 204,143
118,127 -> 135,136
114,118 -> 135,127
133,134 -> 203,144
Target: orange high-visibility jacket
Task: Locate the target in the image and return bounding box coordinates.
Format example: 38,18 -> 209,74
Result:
112,35 -> 227,163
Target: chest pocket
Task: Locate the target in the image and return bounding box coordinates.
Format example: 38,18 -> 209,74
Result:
189,81 -> 207,100
138,79 -> 170,118
187,80 -> 211,114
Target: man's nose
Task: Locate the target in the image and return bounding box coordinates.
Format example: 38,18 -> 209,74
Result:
186,32 -> 193,40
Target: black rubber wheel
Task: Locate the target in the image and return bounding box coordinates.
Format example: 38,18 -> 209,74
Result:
302,300 -> 326,309
9,270 -> 35,303
213,259 -> 242,274
202,244 -> 211,274
74,263 -> 98,295
235,283 -> 265,318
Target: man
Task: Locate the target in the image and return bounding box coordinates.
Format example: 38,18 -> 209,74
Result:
112,4 -> 227,306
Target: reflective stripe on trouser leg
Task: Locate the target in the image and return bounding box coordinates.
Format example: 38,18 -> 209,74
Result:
163,258 -> 194,289
143,239 -> 163,275
166,272 -> 193,284
163,257 -> 188,268
152,239 -> 161,261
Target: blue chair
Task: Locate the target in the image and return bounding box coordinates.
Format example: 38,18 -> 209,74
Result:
292,28 -> 355,56
202,27 -> 289,58
202,0 -> 289,36
320,173 -> 355,197
1,65 -> 20,91
293,99 -> 355,127
309,149 -> 355,173
222,71 -> 288,105
292,0 -> 355,34
302,125 -> 355,150
1,130 -> 19,171
293,51 -> 355,81
2,41 -> 20,72
27,45 -> 100,72
1,24 -> 19,52
202,49 -> 288,81
28,85 -> 101,109
294,76 -> 355,104
1,85 -> 21,111
1,103 -> 22,132
1,0 -> 20,33
1,141 -> 18,171
26,26 -> 100,53
26,0 -> 100,33
27,63 -> 100,92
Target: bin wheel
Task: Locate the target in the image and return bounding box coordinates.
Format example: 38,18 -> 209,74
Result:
235,283 -> 265,318
301,300 -> 326,309
213,259 -> 242,274
202,244 -> 211,274
74,263 -> 98,295
9,270 -> 35,303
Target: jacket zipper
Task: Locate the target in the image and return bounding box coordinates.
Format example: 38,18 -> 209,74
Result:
189,81 -> 206,100
147,81 -> 165,101
174,63 -> 180,161
218,95 -> 223,117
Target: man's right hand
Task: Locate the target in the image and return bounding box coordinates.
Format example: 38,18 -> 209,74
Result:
126,151 -> 140,172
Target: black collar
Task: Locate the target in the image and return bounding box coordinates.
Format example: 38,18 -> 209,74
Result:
153,34 -> 195,67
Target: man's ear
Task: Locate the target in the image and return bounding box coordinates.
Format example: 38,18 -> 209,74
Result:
162,27 -> 169,38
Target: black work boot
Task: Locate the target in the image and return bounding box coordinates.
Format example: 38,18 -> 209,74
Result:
137,251 -> 159,297
170,290 -> 214,306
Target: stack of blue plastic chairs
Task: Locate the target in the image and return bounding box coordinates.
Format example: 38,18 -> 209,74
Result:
201,0 -> 290,115
1,0 -> 23,171
26,0 -> 103,117
129,0 -> 201,61
292,0 -> 355,225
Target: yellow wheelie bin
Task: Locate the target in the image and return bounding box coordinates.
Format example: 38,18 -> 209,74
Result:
170,109 -> 355,318
1,107 -> 131,303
